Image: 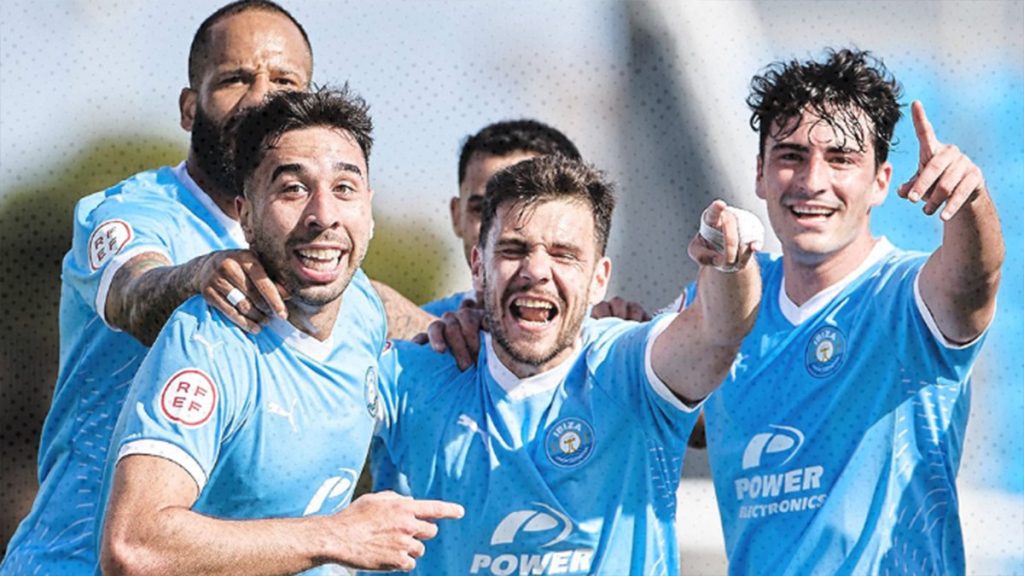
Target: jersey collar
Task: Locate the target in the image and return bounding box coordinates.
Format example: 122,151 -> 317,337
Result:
266,317 -> 335,362
173,161 -> 247,247
484,333 -> 582,401
779,237 -> 895,325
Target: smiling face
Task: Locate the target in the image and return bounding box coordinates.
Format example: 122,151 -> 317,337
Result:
757,109 -> 891,268
240,126 -> 373,321
472,198 -> 610,377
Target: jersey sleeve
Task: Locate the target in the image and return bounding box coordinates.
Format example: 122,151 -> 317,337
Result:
65,190 -> 184,329
587,316 -> 702,440
111,301 -> 251,491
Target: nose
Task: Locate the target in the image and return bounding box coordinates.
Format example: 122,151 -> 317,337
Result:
799,154 -> 830,194
303,188 -> 342,230
236,74 -> 275,112
518,249 -> 553,284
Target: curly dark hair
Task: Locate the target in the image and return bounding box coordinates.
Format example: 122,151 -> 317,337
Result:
229,86 -> 373,196
748,48 -> 903,167
458,119 -> 582,185
479,155 -> 615,256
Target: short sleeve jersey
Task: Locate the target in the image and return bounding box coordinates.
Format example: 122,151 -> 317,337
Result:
703,240 -> 985,575
374,316 -> 701,575
95,269 -> 385,576
2,163 -> 246,576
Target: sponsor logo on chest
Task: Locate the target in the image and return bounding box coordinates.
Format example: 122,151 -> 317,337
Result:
733,424 -> 829,520
470,503 -> 594,575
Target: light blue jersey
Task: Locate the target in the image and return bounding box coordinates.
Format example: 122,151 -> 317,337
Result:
374,316 -> 701,576
421,289 -> 475,316
703,239 -> 985,575
95,268 -> 385,576
2,163 -> 245,576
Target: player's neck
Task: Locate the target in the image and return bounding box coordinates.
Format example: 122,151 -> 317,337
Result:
185,156 -> 240,221
285,297 -> 342,342
783,235 -> 879,306
492,339 -> 581,380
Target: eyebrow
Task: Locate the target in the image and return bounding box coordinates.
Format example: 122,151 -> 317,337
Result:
772,142 -> 861,155
270,161 -> 363,183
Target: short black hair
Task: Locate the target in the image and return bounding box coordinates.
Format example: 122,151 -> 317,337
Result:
479,155 -> 615,256
230,86 -> 373,196
748,47 -> 903,167
458,119 -> 582,185
188,0 -> 312,87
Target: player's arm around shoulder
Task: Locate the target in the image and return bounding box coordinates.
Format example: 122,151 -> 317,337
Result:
902,102 -> 1005,345
651,200 -> 762,405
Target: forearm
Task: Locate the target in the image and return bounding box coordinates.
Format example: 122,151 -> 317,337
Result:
694,262 -> 761,348
371,279 -> 437,340
923,188 -> 1004,341
103,508 -> 332,576
105,253 -> 210,346
652,262 -> 760,402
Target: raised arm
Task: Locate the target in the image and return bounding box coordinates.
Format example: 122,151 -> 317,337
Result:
102,455 -> 463,576
105,249 -> 288,346
899,101 -> 1004,344
651,200 -> 762,403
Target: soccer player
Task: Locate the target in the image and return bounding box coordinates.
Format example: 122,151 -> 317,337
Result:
423,119 -> 583,315
373,154 -> 762,574
694,48 -> 1004,574
98,88 -> 463,576
1,3 -> 314,573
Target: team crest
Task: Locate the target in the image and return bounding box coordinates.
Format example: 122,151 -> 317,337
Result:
545,417 -> 595,468
88,219 -> 133,271
805,326 -> 847,378
159,368 -> 217,427
364,366 -> 381,420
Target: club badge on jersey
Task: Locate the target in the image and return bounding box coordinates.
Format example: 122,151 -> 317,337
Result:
804,326 -> 848,378
159,368 -> 218,427
545,417 -> 596,468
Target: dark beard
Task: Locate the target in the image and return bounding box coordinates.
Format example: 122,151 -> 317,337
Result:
190,105 -> 236,197
482,275 -> 582,369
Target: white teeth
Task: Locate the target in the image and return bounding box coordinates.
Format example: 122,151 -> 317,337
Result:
297,248 -> 342,261
515,298 -> 553,309
791,206 -> 834,216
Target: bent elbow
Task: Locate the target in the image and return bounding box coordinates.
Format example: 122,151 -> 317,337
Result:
101,530 -> 161,576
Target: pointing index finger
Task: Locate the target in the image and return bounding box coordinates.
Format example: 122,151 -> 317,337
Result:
911,100 -> 940,159
412,499 -> 465,520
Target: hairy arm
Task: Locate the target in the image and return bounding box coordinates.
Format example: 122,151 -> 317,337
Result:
371,280 -> 437,340
650,201 -> 761,403
102,456 -> 463,576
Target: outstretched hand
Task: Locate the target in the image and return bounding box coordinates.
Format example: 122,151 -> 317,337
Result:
896,101 -> 986,221
688,199 -> 762,272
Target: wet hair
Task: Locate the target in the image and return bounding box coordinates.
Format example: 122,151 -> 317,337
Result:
748,47 -> 903,166
229,86 -> 372,196
479,155 -> 615,255
458,119 -> 582,184
188,0 -> 312,87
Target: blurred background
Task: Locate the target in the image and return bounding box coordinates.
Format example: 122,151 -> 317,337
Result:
1,0 -> 1020,573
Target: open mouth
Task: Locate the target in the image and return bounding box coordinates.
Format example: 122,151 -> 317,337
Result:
789,205 -> 837,221
509,296 -> 559,325
295,247 -> 344,271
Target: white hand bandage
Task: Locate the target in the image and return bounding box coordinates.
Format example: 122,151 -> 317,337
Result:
699,206 -> 765,252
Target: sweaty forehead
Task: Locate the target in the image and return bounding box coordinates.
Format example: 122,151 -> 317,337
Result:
771,109 -> 873,153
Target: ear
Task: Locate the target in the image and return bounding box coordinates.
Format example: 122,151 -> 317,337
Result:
368,188 -> 376,239
588,256 -> 612,305
179,88 -> 197,132
869,161 -> 892,208
754,155 -> 766,200
238,194 -> 255,244
470,244 -> 484,294
449,196 -> 463,237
